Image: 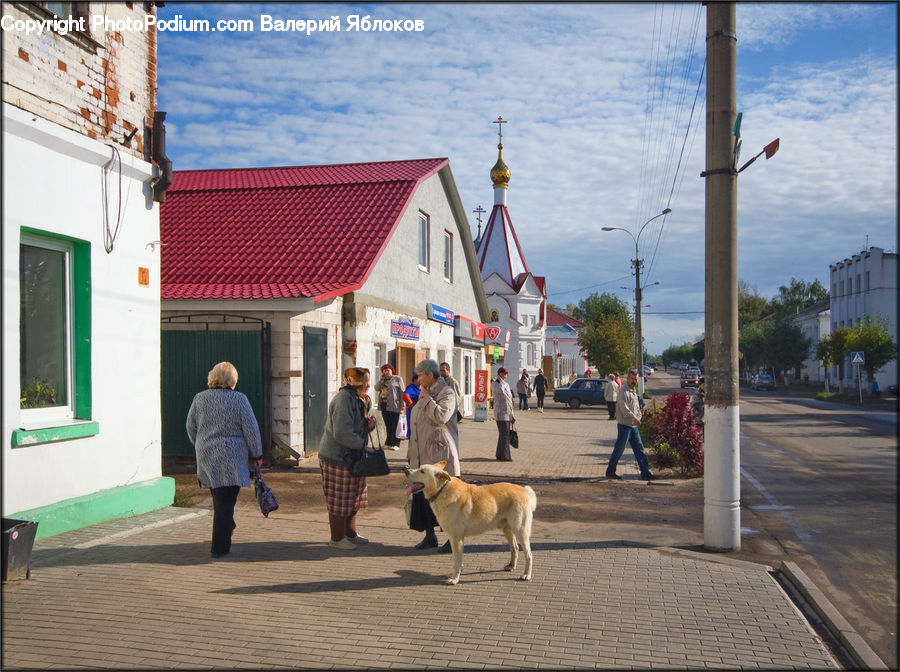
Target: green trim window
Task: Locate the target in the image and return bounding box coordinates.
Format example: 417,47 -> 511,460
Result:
15,229 -> 93,446
418,212 -> 430,272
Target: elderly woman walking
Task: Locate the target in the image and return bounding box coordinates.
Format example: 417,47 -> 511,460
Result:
492,367 -> 515,461
406,358 -> 460,552
186,361 -> 263,558
604,373 -> 618,420
318,367 -> 377,550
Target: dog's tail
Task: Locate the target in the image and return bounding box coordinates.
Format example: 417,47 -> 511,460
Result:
524,485 -> 537,512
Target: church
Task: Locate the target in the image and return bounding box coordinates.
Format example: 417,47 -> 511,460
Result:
475,118 -> 547,379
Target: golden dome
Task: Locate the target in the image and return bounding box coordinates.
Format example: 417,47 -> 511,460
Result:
490,142 -> 510,189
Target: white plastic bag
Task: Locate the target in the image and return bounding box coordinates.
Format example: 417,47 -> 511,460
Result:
396,413 -> 409,440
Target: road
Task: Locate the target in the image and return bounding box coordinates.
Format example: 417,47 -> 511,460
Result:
650,369 -> 898,668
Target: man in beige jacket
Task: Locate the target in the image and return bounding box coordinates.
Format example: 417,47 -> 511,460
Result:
605,369 -> 655,480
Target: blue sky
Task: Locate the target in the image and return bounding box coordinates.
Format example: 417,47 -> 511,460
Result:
156,2 -> 897,354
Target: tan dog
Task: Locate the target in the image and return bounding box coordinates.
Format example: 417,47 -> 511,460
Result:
405,461 -> 537,585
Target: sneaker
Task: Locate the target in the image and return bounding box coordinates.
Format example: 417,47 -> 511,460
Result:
640,473 -> 657,481
348,534 -> 369,545
606,473 -> 622,480
539,408 -> 543,413
386,445 -> 401,451
328,537 -> 357,550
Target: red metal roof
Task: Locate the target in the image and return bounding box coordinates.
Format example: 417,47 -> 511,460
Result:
546,306 -> 585,328
160,159 -> 449,301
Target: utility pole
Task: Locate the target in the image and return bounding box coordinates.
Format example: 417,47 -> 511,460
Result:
703,2 -> 740,551
634,255 -> 644,395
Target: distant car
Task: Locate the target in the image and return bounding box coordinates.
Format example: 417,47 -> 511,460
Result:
680,370 -> 701,388
669,361 -> 680,370
553,377 -> 607,409
643,365 -> 653,377
886,384 -> 898,395
752,374 -> 775,391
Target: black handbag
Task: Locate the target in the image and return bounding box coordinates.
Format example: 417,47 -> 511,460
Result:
253,464 -> 279,517
509,420 -> 519,448
351,431 -> 391,478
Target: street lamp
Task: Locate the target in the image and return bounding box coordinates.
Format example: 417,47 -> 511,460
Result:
602,208 -> 672,396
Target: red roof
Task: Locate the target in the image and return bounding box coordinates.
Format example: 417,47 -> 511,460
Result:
546,306 -> 585,328
160,158 -> 449,301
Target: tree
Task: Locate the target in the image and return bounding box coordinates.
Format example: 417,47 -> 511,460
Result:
770,277 -> 828,319
738,279 -> 771,329
578,314 -> 633,376
573,292 -> 631,327
847,315 -> 898,388
765,320 -> 811,382
739,322 -> 768,379
829,326 -> 851,393
815,335 -> 834,392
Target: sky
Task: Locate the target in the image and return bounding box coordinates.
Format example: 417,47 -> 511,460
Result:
155,2 -> 897,355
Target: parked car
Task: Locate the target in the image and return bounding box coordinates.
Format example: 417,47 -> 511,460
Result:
887,384 -> 898,395
752,374 -> 775,391
643,365 -> 653,377
669,361 -> 680,370
553,377 -> 607,409
680,370 -> 701,388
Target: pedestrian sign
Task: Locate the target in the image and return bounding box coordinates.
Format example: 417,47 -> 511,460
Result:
851,351 -> 865,365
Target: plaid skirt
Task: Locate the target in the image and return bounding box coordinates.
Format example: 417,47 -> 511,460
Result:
319,461 -> 368,517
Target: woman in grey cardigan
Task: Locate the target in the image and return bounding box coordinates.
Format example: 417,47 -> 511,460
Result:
375,363 -> 405,449
186,361 -> 263,558
492,367 -> 515,461
406,358 -> 459,551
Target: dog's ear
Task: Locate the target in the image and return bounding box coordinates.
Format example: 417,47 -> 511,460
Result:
435,460 -> 447,470
436,470 -> 451,486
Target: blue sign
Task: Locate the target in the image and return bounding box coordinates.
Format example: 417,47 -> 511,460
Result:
851,351 -> 865,365
391,320 -> 420,340
426,303 -> 455,326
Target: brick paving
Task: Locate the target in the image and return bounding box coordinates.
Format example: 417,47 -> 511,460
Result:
2,402 -> 839,669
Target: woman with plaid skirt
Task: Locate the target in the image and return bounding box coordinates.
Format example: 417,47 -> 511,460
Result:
318,367 -> 377,550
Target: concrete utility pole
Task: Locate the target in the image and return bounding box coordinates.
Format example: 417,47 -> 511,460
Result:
703,2 -> 740,551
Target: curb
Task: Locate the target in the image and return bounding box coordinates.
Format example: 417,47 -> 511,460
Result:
779,560 -> 887,670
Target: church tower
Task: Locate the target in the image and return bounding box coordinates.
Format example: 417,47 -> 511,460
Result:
476,117 -> 547,380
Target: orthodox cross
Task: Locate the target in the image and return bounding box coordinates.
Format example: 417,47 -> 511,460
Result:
493,116 -> 507,146
473,204 -> 486,237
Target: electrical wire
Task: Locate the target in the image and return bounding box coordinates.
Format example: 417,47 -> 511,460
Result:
102,145 -> 124,253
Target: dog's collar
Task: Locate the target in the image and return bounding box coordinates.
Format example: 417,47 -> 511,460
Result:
426,478 -> 451,503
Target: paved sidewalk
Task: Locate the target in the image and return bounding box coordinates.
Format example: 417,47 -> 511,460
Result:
2,405 -> 841,669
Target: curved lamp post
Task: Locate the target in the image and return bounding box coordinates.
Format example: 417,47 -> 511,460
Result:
602,208 -> 671,395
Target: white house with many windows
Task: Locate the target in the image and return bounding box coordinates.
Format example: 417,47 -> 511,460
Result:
3,2 -> 173,537
787,298 -> 831,385
829,246 -> 898,390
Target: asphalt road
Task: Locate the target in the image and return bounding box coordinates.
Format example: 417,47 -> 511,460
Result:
650,369 -> 898,668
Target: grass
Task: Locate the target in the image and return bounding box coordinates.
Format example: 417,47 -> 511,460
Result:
172,490 -> 195,508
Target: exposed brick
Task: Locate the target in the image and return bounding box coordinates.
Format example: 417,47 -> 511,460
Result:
18,47 -> 29,62
57,59 -> 67,72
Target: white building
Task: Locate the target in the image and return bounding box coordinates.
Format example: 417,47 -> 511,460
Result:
475,122 -> 547,379
3,3 -> 173,537
787,298 -> 831,384
545,307 -> 588,386
829,246 -> 898,389
160,159 -> 490,457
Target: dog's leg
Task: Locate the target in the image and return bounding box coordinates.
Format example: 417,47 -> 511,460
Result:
519,519 -> 533,582
445,538 -> 463,585
502,524 -> 518,572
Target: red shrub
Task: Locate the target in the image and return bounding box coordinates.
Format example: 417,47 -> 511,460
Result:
657,392 -> 704,475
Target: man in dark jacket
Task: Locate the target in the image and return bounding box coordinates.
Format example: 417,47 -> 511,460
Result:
533,369 -> 548,413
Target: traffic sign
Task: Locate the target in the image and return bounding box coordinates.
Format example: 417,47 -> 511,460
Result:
851,351 -> 865,365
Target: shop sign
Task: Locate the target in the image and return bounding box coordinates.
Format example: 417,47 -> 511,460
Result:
453,315 -> 486,348
485,325 -> 510,345
391,320 -> 420,340
426,303 -> 455,326
474,370 -> 489,422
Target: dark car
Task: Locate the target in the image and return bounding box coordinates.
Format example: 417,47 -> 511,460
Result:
553,377 -> 607,409
680,370 -> 701,388
886,384 -> 898,395
752,374 -> 775,391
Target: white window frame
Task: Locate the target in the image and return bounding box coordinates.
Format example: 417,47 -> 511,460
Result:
374,343 -> 387,369
443,230 -> 453,283
418,212 -> 430,272
20,234 -> 75,425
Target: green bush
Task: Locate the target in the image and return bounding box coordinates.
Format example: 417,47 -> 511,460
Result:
649,441 -> 681,470
815,391 -> 836,400
172,490 -> 194,508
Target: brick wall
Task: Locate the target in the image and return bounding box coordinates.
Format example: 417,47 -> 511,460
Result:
2,2 -> 157,160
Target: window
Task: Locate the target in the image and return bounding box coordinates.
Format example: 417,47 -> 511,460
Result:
15,229 -> 95,445
856,274 -> 861,294
865,271 -> 870,291
443,231 -> 453,283
20,237 -> 72,417
374,343 -> 386,368
847,277 -> 852,295
526,343 -> 534,367
464,354 -> 473,395
418,213 -> 430,271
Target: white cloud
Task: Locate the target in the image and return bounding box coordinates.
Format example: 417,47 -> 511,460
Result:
157,2 -> 897,353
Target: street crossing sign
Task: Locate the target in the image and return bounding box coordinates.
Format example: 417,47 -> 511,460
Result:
851,351 -> 865,364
